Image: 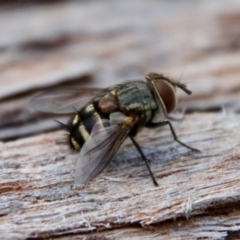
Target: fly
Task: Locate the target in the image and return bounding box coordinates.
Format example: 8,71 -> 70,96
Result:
31,72 -> 199,186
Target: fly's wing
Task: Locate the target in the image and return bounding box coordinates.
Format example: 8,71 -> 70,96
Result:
30,88 -> 102,114
30,81 -> 143,114
74,115 -> 136,185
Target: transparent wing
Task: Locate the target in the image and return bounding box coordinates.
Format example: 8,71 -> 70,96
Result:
74,117 -> 134,185
30,80 -> 143,114
30,88 -> 102,114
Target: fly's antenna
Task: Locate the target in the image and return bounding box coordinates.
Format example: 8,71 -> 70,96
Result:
173,81 -> 192,95
159,75 -> 192,95
147,72 -> 192,95
175,68 -> 192,95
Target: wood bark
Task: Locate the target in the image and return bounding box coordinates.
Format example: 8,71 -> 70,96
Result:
0,1 -> 240,239
1,113 -> 240,240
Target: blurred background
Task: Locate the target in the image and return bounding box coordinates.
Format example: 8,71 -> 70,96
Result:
0,0 -> 240,141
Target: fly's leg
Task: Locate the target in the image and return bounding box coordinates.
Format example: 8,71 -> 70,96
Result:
129,136 -> 159,186
147,121 -> 200,152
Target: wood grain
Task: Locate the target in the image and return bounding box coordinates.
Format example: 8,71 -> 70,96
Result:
1,0 -> 240,141
1,113 -> 240,239
1,0 -> 240,239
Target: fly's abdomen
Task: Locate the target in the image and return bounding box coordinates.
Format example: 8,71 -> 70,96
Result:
68,102 -> 108,151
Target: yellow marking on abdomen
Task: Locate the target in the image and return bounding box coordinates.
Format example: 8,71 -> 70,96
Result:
79,122 -> 90,141
71,137 -> 81,150
72,114 -> 79,125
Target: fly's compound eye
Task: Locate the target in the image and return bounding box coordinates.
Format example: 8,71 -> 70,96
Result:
154,80 -> 177,114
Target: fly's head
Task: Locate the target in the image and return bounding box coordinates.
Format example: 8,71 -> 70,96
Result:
146,72 -> 192,115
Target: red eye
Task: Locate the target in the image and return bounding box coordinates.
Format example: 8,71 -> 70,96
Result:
154,80 -> 177,113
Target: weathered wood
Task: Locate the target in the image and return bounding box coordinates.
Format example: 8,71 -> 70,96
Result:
1,0 -> 240,140
1,0 -> 240,141
1,113 -> 240,239
1,1 -> 240,239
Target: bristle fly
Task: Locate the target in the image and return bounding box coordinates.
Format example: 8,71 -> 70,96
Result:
55,120 -> 71,131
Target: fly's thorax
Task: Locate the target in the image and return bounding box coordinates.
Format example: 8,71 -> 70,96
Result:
146,73 -> 177,115
98,90 -> 119,113
115,81 -> 157,113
